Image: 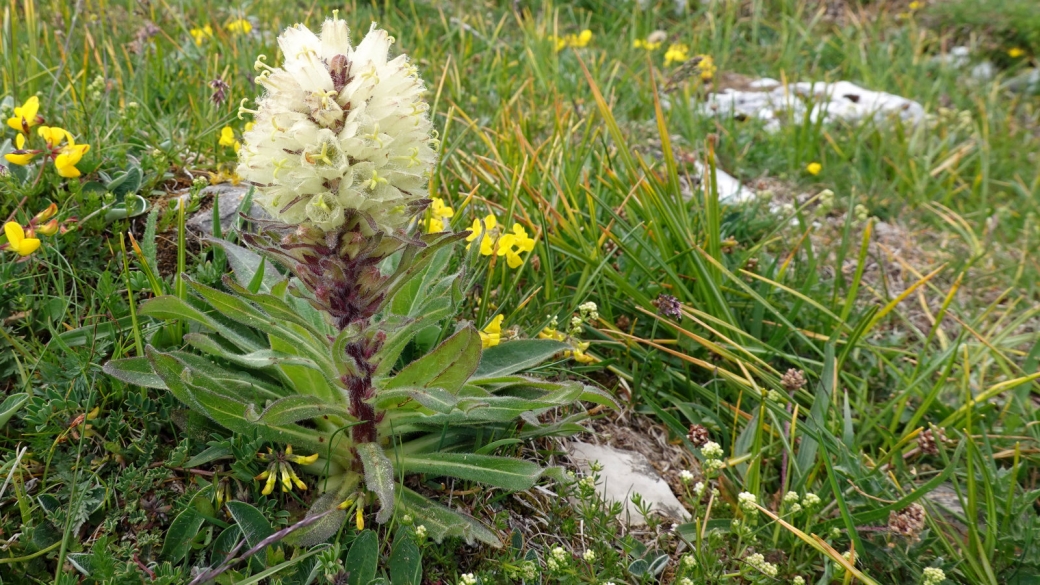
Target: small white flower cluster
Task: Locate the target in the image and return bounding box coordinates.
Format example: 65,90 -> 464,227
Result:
793,576 -> 806,585
682,554 -> 697,568
766,389 -> 783,402
459,573 -> 477,585
783,490 -> 803,514
738,491 -> 758,514
680,470 -> 695,483
568,301 -> 599,335
583,549 -> 596,562
802,493 -> 821,508
693,481 -> 706,497
238,14 -> 437,232
546,546 -> 569,572
701,441 -> 724,473
922,567 -> 946,585
745,553 -> 778,578
414,524 -> 427,540
679,579 -> 694,585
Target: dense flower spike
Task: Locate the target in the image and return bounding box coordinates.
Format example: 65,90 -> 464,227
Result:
237,15 -> 437,232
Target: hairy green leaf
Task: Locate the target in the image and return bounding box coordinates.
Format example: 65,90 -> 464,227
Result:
394,452 -> 544,491
356,443 -> 396,524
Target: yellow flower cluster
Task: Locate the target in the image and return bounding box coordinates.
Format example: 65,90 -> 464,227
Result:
465,215 -> 536,269
226,18 -> 253,36
633,38 -> 662,51
255,445 -> 319,495
1008,48 -> 1026,58
664,43 -> 689,66
4,97 -> 90,178
550,29 -> 592,52
537,304 -> 599,364
425,197 -> 455,233
2,204 -> 60,258
479,314 -> 504,349
696,54 -> 717,80
806,162 -> 822,176
190,24 -> 213,46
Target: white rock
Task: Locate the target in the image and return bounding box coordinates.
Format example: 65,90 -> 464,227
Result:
694,161 -> 756,204
567,442 -> 690,526
699,79 -> 925,132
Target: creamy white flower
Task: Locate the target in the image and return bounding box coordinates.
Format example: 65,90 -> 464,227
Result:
680,470 -> 694,483
239,16 -> 436,232
738,491 -> 758,513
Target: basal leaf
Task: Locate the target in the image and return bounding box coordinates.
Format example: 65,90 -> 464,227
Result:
472,339 -> 568,380
397,487 -> 499,547
103,357 -> 167,389
389,535 -> 422,585
393,452 -> 544,491
249,395 -> 353,426
372,386 -> 458,414
227,501 -> 275,549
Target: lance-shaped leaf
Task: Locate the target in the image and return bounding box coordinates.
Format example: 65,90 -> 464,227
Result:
393,452 -> 544,491
104,356 -> 166,389
472,339 -> 568,380
245,395 -> 354,426
147,347 -> 328,454
384,327 -> 481,395
374,296 -> 455,377
185,333 -> 329,373
371,386 -> 458,414
204,236 -> 284,293
223,276 -> 330,340
396,486 -> 499,547
141,295 -> 264,352
187,280 -> 328,362
355,443 -> 395,524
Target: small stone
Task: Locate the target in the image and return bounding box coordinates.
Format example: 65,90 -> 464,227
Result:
566,442 -> 690,526
186,184 -> 271,236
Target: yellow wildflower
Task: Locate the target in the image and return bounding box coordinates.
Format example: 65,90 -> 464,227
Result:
7,96 -> 40,134
496,223 -> 536,269
572,29 -> 592,48
565,341 -> 596,364
908,1 -> 921,10
633,38 -> 662,51
665,43 -> 689,66
4,134 -> 35,166
479,314 -> 504,349
218,126 -> 240,151
37,126 -> 90,178
465,214 -> 498,254
190,24 -> 214,46
551,29 -> 592,52
33,203 -> 58,223
356,506 -> 365,530
1008,48 -> 1026,59
3,222 -> 41,257
538,327 -> 566,342
806,162 -> 822,176
255,445 -> 319,495
36,220 -> 59,236
226,18 -> 252,36
697,55 -> 717,81
425,197 -> 455,233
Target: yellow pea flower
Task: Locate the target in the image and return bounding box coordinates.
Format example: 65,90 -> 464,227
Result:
255,445 -> 319,495
806,162 -> 822,176
1008,48 -> 1025,59
4,134 -> 36,166
496,223 -> 536,268
425,197 -> 455,233
36,220 -> 59,236
665,43 -> 689,66
7,96 -> 40,134
356,506 -> 365,530
218,126 -> 240,152
697,55 -> 717,81
4,222 -> 41,257
55,146 -> 89,178
37,126 -> 90,178
465,214 -> 498,253
190,24 -> 214,46
226,18 -> 253,35
572,30 -> 592,48
479,314 -> 504,349
633,39 -> 662,51
33,203 -> 58,223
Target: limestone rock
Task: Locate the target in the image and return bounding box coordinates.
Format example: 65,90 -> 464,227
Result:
567,441 -> 690,526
